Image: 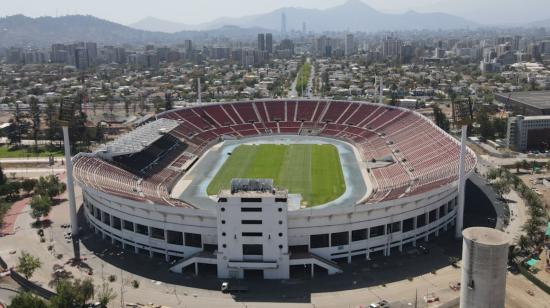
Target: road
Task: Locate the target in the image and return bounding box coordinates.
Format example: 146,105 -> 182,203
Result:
289,58 -> 313,98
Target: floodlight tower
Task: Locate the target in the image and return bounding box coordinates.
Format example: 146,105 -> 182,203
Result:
197,78 -> 202,104
455,124 -> 468,239
379,77 -> 384,105
59,101 -> 80,260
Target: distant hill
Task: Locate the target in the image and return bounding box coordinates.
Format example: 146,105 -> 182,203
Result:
161,0 -> 477,32
0,15 -> 269,47
527,18 -> 550,28
0,15 -> 170,47
129,17 -> 193,33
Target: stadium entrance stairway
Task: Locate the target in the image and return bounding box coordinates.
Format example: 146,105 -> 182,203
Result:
169,251 -> 217,275
289,252 -> 343,277
169,251 -> 343,278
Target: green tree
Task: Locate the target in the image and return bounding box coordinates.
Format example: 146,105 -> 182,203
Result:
0,181 -> 21,200
0,164 -> 6,186
29,96 -> 41,151
8,103 -> 26,146
96,281 -> 117,306
21,178 -> 38,195
477,109 -> 494,140
30,194 -> 53,222
432,105 -> 450,132
493,118 -> 508,139
7,291 -> 48,308
45,100 -> 61,145
16,251 -> 42,279
49,278 -> 95,308
164,91 -> 173,111
35,175 -> 66,200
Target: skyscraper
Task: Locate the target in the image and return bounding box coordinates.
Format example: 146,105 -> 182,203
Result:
266,33 -> 273,54
345,34 -> 354,56
258,33 -> 266,51
302,22 -> 307,34
281,12 -> 287,36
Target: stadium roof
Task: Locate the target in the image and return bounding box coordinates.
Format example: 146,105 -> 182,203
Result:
97,118 -> 179,158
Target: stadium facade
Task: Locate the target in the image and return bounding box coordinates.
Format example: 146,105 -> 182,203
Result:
74,99 -> 476,279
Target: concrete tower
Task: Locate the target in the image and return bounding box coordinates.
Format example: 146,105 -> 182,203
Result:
460,227 -> 509,308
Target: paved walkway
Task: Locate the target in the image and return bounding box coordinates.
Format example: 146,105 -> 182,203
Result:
0,197 -> 30,236
502,189 -> 528,244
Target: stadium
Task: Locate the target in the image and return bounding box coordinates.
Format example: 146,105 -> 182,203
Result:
73,99 -> 477,279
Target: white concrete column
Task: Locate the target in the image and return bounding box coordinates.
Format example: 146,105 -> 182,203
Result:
62,126 -> 79,239
412,216 -> 418,246
424,213 -> 429,242
456,125 -> 468,238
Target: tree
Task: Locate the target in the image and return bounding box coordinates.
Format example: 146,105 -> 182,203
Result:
0,165 -> 6,186
29,96 -> 41,151
493,179 -> 511,197
477,109 -> 494,140
30,194 -> 53,222
7,292 -> 48,308
96,281 -> 117,306
16,251 -> 42,279
164,91 -> 173,111
493,117 -> 508,139
49,278 -> 95,308
45,100 -> 61,145
432,105 -> 450,132
0,181 -> 21,200
21,178 -> 37,195
35,175 -> 66,200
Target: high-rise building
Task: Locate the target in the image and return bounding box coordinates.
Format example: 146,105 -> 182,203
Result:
184,40 -> 193,59
281,12 -> 287,36
265,33 -> 273,54
85,42 -> 98,65
382,34 -> 402,58
257,33 -> 266,51
345,33 -> 354,56
302,22 -> 307,33
74,47 -> 90,70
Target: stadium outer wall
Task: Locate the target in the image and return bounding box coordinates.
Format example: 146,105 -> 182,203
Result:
77,99 -> 476,277
81,169 -> 462,266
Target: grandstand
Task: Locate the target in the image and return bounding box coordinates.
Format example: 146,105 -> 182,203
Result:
75,100 -> 475,208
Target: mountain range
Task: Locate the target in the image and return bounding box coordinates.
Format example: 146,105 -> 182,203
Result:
0,0 -> 548,48
130,0 -> 477,33
0,15 -> 269,48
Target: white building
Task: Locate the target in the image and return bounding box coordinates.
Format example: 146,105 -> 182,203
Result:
506,115 -> 550,151
216,179 -> 289,279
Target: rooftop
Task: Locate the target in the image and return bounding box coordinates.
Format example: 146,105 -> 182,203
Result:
499,91 -> 550,110
462,227 -> 509,246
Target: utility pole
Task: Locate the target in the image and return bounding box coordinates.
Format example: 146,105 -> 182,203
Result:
59,100 -> 80,260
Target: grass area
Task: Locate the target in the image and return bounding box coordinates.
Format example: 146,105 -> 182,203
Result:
0,146 -> 64,158
0,201 -> 11,228
207,144 -> 346,206
295,62 -> 311,96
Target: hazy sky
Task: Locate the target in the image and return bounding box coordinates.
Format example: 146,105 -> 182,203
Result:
1,0 -> 547,25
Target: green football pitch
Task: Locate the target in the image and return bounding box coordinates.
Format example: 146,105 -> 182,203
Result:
206,144 -> 346,207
